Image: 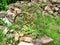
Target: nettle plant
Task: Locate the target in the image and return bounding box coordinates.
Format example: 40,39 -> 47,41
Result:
6,0 -> 17,4
0,0 -> 6,10
21,25 -> 39,38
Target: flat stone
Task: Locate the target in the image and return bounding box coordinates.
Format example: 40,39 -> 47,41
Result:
40,35 -> 53,44
18,42 -> 33,45
0,11 -> 7,18
23,37 -> 33,43
18,32 -> 24,37
20,36 -> 33,43
14,31 -> 19,41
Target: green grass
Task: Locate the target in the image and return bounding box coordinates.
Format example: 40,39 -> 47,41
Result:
0,30 -> 8,45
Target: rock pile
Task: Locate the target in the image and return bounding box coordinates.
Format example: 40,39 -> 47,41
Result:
38,0 -> 60,17
0,1 -> 57,45
30,0 -> 60,17
7,30 -> 53,45
44,3 -> 60,14
0,26 -> 53,45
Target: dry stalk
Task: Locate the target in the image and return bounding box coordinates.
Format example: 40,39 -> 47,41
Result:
13,11 -> 34,23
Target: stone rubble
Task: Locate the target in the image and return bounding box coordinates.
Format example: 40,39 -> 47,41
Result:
0,0 -> 59,20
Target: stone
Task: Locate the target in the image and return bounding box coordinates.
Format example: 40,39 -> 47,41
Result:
6,10 -> 15,21
19,37 -> 25,41
49,11 -> 53,14
18,32 -> 24,37
28,2 -> 32,7
54,12 -> 58,15
31,0 -> 48,3
9,30 -> 14,33
18,42 -> 33,45
32,39 -> 41,45
7,10 -> 15,17
14,8 -> 21,14
14,31 -> 19,41
44,6 -> 51,11
54,7 -> 59,12
0,26 -> 5,30
20,36 -> 33,43
14,1 -> 21,8
23,37 -> 33,43
40,35 -> 53,44
0,11 -> 7,18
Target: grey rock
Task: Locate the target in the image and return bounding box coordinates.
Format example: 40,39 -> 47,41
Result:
40,35 -> 53,44
0,11 -> 7,18
32,39 -> 41,45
